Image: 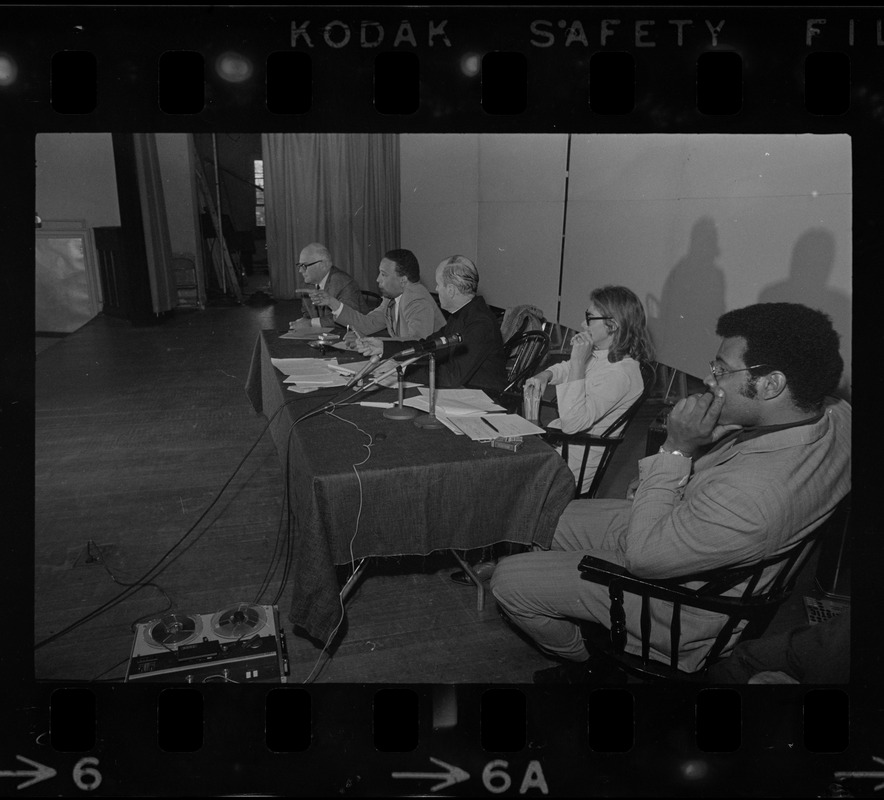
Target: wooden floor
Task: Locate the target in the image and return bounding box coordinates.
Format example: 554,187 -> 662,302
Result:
34,278 -> 822,684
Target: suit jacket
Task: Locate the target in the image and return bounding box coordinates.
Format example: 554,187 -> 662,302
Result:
334,280 -> 445,339
383,295 -> 507,392
616,398 -> 852,671
301,265 -> 365,327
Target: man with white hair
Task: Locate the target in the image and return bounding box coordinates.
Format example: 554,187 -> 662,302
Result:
290,242 -> 365,329
356,255 -> 507,392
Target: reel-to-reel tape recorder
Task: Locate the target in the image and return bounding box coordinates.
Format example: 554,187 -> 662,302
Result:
126,603 -> 289,683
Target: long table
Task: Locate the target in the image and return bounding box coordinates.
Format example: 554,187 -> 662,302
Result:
245,330 -> 575,644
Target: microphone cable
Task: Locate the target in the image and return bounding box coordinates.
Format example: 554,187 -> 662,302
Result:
300,406 -> 376,684
250,375 -> 383,610
34,393 -> 309,651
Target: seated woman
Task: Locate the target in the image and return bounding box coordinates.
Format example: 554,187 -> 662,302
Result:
451,286 -> 654,587
525,285 -> 654,496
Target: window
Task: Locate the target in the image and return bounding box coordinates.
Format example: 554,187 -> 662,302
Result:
254,159 -> 265,226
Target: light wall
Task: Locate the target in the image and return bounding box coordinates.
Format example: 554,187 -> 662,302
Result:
400,133 -> 567,322
400,133 -> 852,395
36,133 -> 120,227
561,134 -> 852,387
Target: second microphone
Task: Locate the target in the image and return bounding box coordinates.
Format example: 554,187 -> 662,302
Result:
391,333 -> 464,360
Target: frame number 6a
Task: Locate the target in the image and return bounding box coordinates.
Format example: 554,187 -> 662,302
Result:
483,760 -> 549,795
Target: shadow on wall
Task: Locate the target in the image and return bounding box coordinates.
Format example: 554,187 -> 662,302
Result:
758,228 -> 852,402
646,216 -> 727,370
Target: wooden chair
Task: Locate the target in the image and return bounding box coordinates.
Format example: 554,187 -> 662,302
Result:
575,494 -> 852,683
542,361 -> 656,499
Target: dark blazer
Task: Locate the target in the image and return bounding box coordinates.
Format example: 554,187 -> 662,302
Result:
383,295 -> 507,392
301,265 -> 365,327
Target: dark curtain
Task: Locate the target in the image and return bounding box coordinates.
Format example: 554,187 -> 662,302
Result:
261,133 -> 400,299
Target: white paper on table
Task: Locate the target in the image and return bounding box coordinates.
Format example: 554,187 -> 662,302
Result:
449,414 -> 546,441
271,357 -> 339,376
435,413 -> 466,435
287,385 -> 321,394
281,369 -> 346,384
326,359 -> 376,376
279,328 -> 336,340
283,375 -> 348,386
327,358 -> 421,389
403,388 -> 505,416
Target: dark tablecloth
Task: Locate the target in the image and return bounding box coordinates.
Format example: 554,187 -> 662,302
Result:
245,330 -> 575,643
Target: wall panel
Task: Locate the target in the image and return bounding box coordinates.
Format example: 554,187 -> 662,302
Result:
561,133 -> 851,391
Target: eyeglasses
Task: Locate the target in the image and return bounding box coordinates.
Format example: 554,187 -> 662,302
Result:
709,361 -> 772,379
297,260 -> 322,270
584,311 -> 613,325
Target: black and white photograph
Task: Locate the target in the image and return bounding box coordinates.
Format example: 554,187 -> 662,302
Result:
6,4 -> 880,797
33,130 -> 853,687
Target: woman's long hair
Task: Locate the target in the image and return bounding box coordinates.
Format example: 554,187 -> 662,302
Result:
591,285 -> 655,364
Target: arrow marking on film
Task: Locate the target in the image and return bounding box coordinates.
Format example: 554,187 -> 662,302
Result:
0,755 -> 57,790
835,755 -> 884,791
392,756 -> 470,792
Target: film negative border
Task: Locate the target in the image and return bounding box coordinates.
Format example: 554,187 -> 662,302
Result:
7,683 -> 878,796
4,3 -> 882,797
0,6 -> 881,129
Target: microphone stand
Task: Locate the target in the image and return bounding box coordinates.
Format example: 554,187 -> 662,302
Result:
310,355 -> 421,421
413,353 -> 444,430
383,364 -> 418,421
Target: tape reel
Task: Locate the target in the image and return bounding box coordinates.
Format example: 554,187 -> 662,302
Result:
142,612 -> 203,649
210,603 -> 268,639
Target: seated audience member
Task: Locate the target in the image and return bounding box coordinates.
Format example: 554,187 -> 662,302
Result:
491,302 -> 851,683
707,610 -> 850,684
290,242 -> 365,329
310,248 -> 445,340
355,255 -> 507,393
525,285 -> 654,495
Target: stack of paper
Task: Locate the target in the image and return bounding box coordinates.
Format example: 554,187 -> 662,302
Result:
328,359 -> 421,389
270,357 -> 349,390
403,388 -> 505,416
279,327 -> 336,340
445,413 -> 546,441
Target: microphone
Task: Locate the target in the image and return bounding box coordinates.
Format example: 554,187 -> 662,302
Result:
344,355 -> 381,389
392,333 -> 463,360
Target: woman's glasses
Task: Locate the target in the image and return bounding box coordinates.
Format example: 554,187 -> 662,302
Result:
584,311 -> 613,325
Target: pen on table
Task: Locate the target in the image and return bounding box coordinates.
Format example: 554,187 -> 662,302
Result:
481,416 -> 500,434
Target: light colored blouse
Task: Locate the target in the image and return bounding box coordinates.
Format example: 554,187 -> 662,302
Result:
546,349 -> 643,494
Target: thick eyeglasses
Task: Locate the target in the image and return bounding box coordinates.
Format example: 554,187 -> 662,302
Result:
584,312 -> 613,325
709,361 -> 772,379
297,260 -> 322,270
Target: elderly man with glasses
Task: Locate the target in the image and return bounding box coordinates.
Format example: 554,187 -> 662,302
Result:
491,302 -> 851,684
290,243 -> 366,330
